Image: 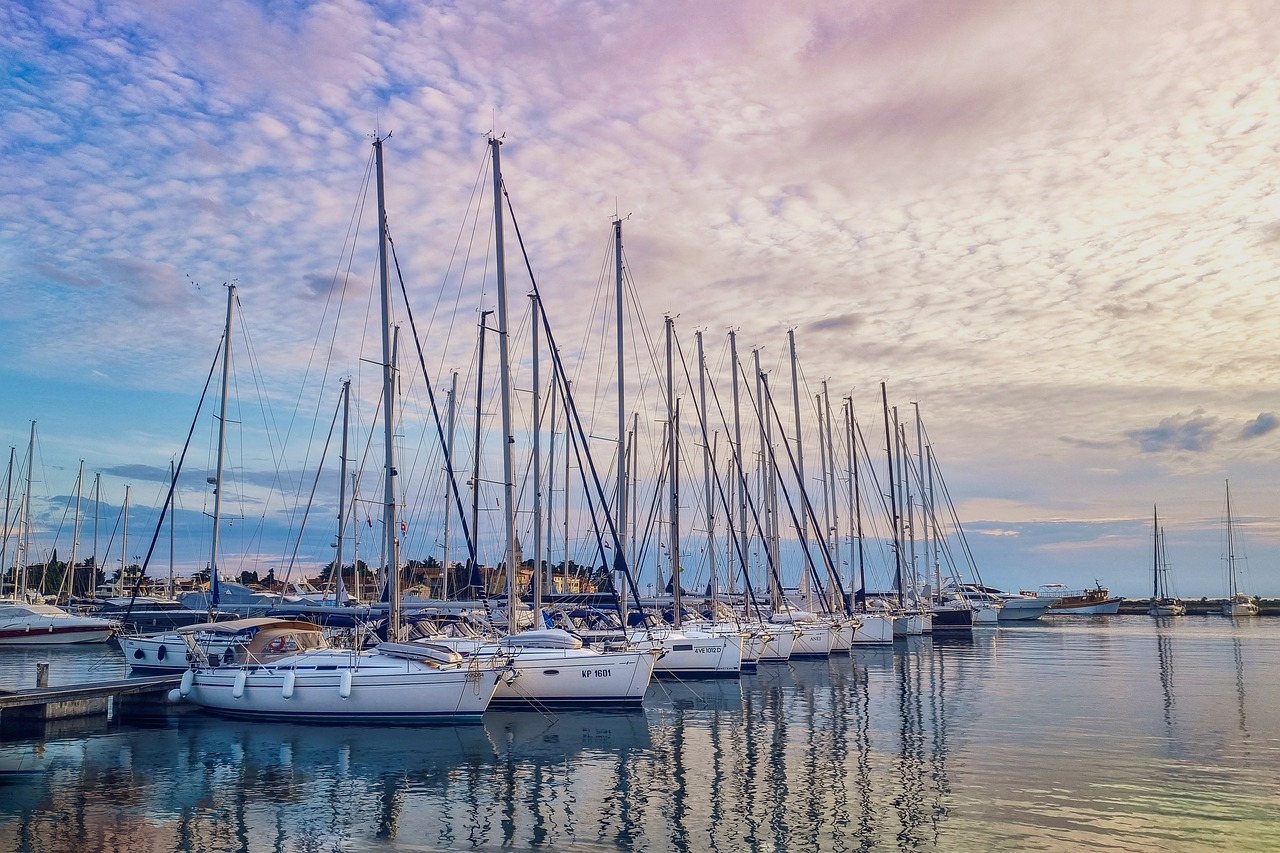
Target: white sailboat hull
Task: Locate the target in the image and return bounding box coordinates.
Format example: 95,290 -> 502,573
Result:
851,612 -> 895,644
179,649 -> 500,723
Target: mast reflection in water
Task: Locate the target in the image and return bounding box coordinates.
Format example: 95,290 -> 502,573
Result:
3,617 -> 1278,851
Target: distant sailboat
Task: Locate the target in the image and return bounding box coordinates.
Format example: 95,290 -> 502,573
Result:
1147,506 -> 1185,617
1221,481 -> 1259,618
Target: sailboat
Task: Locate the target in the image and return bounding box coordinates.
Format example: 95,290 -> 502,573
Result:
170,139 -> 502,722
1147,506 -> 1185,617
400,138 -> 661,707
0,423 -> 116,645
1221,481 -> 1258,618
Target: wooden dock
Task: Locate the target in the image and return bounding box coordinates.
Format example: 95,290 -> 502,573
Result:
0,674 -> 181,731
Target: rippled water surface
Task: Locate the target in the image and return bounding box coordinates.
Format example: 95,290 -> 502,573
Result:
1,616 -> 1277,852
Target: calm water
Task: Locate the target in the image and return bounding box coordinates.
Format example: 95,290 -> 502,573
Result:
1,616 -> 1277,852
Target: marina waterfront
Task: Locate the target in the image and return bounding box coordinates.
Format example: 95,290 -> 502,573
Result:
1,615 -> 1276,852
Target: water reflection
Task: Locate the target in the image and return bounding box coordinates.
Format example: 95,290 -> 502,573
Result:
1155,626 -> 1176,734
18,619 -> 1276,851
0,646 -> 972,852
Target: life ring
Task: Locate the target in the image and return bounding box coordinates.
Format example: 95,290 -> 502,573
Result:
267,636 -> 288,653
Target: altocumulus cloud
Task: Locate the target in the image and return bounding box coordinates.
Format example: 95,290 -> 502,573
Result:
1126,411 -> 1220,453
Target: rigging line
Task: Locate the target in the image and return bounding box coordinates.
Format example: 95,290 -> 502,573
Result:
122,340 -> 224,613
234,298 -> 305,566
689,341 -> 780,618
669,328 -> 767,618
279,384 -> 343,583
386,223 -> 477,567
429,146 -> 494,381
502,184 -> 653,631
756,366 -> 848,611
279,148 -> 376,522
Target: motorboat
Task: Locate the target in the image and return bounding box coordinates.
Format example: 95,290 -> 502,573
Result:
1032,583 -> 1123,615
951,584 -> 1050,621
0,601 -> 116,645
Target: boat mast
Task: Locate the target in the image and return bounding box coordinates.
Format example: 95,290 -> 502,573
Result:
208,284 -> 235,618
334,379 -> 350,605
168,460 -> 176,599
19,421 -> 35,598
665,316 -> 681,626
822,382 -> 839,607
372,137 -> 402,640
913,402 -> 933,602
92,471 -> 100,591
614,217 -> 627,609
697,330 -> 717,612
488,136 -> 519,637
442,371 -> 457,598
880,384 -> 901,607
531,293 -> 544,616
729,331 -> 748,612
1223,473 -> 1233,594
67,460 -> 83,602
471,309 -> 493,598
1152,504 -> 1159,601
120,484 -> 130,596
787,330 -> 810,610
1,446 -> 13,588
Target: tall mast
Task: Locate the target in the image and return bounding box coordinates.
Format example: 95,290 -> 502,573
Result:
209,284 -> 235,617
67,461 -> 84,601
334,379 -> 351,604
822,382 -> 839,605
1,446 -> 13,584
614,218 -> 627,596
372,137 -> 401,640
472,309 -> 493,597
168,460 -> 176,599
488,136 -> 519,637
443,371 -> 458,599
665,316 -> 681,625
92,472 -> 100,592
1152,504 -> 1159,600
1223,481 -> 1233,594
787,330 -> 809,608
545,376 -> 556,594
844,397 -> 863,601
697,330 -> 716,611
531,293 -> 544,615
729,332 -> 747,608
913,402 -> 932,601
19,422 -> 35,597
121,484 -> 130,596
880,384 -> 901,607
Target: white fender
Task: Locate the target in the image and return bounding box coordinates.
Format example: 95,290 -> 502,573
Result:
339,669 -> 352,699
167,689 -> 183,703
282,669 -> 295,699
179,669 -> 194,697
232,668 -> 247,699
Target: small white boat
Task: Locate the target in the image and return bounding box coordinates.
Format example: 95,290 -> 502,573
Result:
0,601 -> 116,645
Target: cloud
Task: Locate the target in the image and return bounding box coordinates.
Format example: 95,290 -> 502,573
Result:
1239,412 -> 1278,441
1125,411 -> 1221,453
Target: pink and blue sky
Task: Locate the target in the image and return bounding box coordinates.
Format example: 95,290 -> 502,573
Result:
2,1 -> 1279,598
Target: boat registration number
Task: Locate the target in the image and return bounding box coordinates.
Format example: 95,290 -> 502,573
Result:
581,669 -> 612,678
